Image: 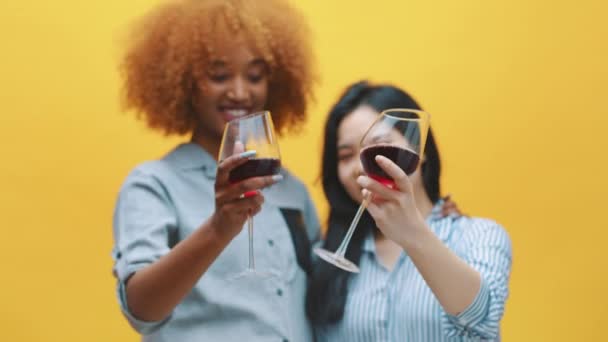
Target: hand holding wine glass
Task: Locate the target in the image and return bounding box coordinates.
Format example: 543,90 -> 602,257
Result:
218,110 -> 282,278
314,108 -> 430,273
212,148 -> 268,242
356,155 -> 427,248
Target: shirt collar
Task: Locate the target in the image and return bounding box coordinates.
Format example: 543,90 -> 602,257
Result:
164,142 -> 217,178
427,199 -> 447,222
362,232 -> 376,253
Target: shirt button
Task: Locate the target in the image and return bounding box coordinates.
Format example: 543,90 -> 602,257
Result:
276,288 -> 283,296
268,239 -> 274,247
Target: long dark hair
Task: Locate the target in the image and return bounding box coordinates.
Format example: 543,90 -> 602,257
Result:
306,80 -> 442,325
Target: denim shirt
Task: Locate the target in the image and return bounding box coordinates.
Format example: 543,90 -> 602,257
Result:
112,143 -> 320,342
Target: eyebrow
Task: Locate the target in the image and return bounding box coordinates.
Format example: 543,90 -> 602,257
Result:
209,58 -> 266,66
208,60 -> 227,70
337,143 -> 353,150
249,58 -> 266,66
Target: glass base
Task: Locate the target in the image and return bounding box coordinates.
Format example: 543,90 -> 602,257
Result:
229,268 -> 276,281
313,247 -> 360,273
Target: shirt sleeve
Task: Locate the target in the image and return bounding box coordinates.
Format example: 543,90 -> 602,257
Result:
111,168 -> 177,334
442,218 -> 513,340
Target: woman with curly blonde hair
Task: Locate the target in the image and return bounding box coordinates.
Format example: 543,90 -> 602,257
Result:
111,1 -> 319,340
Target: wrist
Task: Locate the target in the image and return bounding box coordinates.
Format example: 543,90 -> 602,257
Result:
399,217 -> 432,251
201,215 -> 235,247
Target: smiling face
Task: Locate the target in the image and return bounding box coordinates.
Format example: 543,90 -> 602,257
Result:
191,38 -> 269,151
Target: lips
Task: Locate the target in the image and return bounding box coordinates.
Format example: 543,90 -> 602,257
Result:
220,107 -> 251,122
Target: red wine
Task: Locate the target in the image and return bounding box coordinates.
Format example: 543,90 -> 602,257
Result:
229,158 -> 281,183
360,144 -> 420,183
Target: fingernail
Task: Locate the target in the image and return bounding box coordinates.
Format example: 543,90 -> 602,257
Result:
271,174 -> 283,182
238,150 -> 256,159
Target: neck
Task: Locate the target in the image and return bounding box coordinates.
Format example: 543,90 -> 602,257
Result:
191,128 -> 220,161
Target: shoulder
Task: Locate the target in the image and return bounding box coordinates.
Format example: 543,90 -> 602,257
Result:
264,167 -> 314,210
454,216 -> 511,250
121,145 -> 188,186
274,167 -> 312,199
121,160 -> 172,186
280,168 -> 308,191
117,149 -> 187,200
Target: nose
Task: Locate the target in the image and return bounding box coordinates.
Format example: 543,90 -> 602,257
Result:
227,76 -> 250,102
354,158 -> 364,178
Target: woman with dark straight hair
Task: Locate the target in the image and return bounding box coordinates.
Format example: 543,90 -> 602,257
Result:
307,81 -> 512,341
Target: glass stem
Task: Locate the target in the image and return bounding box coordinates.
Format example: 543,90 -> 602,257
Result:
248,215 -> 254,271
335,194 -> 371,258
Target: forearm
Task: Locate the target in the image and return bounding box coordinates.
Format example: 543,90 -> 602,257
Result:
125,219 -> 232,322
401,223 -> 481,316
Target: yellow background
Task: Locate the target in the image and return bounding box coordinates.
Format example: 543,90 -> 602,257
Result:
1,0 -> 607,340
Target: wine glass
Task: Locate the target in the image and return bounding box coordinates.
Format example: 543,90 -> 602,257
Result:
314,108 -> 430,273
218,110 -> 281,278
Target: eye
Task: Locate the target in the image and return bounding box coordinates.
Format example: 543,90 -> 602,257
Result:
247,73 -> 265,83
247,59 -> 269,84
208,73 -> 230,83
338,151 -> 354,162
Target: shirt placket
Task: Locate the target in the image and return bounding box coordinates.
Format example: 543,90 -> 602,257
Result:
369,250 -> 395,342
386,253 -> 408,342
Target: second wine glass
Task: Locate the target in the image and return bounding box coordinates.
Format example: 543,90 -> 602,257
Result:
314,108 -> 430,273
218,110 -> 281,278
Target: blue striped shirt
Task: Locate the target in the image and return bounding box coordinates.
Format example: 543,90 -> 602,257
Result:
315,204 -> 512,341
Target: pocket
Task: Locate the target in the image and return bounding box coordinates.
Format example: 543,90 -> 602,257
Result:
206,228 -> 248,279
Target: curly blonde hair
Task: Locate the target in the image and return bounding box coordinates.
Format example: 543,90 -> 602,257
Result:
121,0 -> 317,136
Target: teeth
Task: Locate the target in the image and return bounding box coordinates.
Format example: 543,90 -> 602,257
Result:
226,109 -> 248,117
